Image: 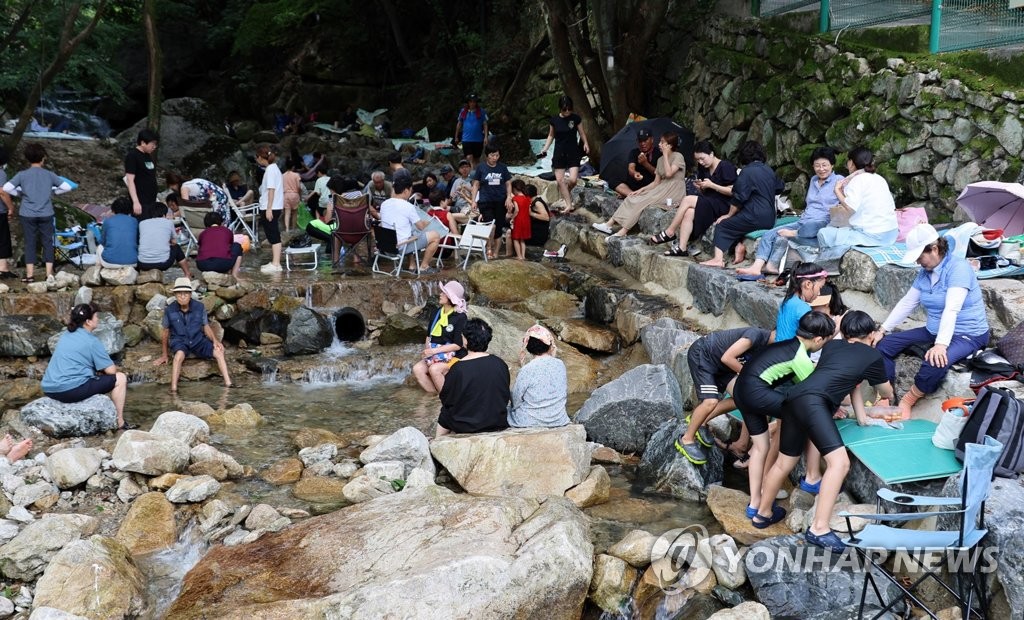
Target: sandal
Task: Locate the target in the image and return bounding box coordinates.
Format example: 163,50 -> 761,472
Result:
20,276 -> 33,283
663,244 -> 688,257
649,231 -> 677,245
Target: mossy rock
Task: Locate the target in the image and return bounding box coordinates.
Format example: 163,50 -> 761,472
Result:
467,260 -> 567,305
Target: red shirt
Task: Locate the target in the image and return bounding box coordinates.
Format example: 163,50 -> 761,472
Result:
196,225 -> 233,261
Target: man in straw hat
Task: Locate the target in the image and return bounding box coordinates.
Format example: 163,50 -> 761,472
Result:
153,277 -> 233,392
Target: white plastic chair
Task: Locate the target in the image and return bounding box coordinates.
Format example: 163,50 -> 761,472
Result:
222,184 -> 261,244
436,220 -> 494,269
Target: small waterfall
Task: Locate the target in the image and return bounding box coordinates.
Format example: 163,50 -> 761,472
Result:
261,365 -> 279,384
304,284 -> 313,308
127,371 -> 152,385
301,357 -> 406,388
409,280 -> 437,306
136,521 -> 208,618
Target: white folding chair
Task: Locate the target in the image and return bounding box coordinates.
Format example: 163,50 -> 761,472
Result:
285,244 -> 322,270
222,184 -> 260,244
436,220 -> 494,269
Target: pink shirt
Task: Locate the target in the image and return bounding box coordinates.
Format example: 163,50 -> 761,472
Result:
282,171 -> 302,195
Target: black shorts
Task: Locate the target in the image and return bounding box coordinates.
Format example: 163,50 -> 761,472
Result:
45,374 -> 117,403
687,341 -> 733,401
462,142 -> 483,159
552,149 -> 582,170
262,210 -> 282,245
734,380 -> 787,436
477,202 -> 507,237
137,245 -> 186,271
0,216 -> 11,259
780,393 -> 844,457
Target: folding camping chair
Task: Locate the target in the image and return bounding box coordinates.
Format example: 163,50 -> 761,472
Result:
840,436 -> 1003,620
371,224 -> 420,277
332,192 -> 372,265
435,220 -> 493,269
54,219 -> 87,269
178,205 -> 209,256
222,184 -> 260,244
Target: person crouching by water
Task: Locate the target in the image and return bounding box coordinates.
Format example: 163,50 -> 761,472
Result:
413,281 -> 468,394
436,318 -> 510,437
153,278 -> 233,393
508,324 -> 569,428
41,303 -> 135,431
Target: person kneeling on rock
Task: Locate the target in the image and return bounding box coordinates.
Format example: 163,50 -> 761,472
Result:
41,303 -> 134,431
153,277 -> 233,392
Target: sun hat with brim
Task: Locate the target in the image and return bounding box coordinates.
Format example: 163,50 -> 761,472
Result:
171,277 -> 194,293
899,223 -> 940,266
439,281 -> 467,312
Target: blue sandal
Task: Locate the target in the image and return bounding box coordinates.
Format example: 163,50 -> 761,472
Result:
751,504 -> 787,529
798,477 -> 821,495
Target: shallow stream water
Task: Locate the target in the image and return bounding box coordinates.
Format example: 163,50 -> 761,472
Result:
124,338 -> 719,615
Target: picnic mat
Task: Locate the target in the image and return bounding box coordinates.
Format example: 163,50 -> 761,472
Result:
849,243 -> 909,266
745,216 -> 799,240
837,418 -> 962,484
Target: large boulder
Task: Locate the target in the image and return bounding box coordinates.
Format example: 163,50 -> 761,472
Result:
0,514 -> 99,581
46,312 -> 125,357
574,364 -> 683,454
430,426 -> 590,498
978,474 -> 1024,617
21,396 -> 118,438
745,535 -> 903,617
523,290 -> 581,320
359,426 -> 435,477
705,485 -> 788,545
111,430 -> 191,476
284,306 -> 334,355
32,536 -> 146,619
166,489 -> 593,619
471,306 -> 599,394
45,448 -> 104,489
467,260 -> 566,304
636,419 -> 724,502
0,315 -> 64,356
115,492 -> 177,556
639,317 -> 700,367
221,309 -> 289,347
376,313 -> 425,346
149,411 -> 210,446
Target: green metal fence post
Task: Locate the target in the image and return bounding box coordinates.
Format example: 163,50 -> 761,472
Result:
819,0 -> 830,32
753,0 -> 761,17
929,0 -> 941,53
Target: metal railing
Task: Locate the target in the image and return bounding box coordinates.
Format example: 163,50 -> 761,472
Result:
751,0 -> 1024,53
933,0 -> 1024,52
753,0 -> 818,17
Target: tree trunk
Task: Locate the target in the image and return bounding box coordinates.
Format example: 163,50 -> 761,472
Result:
500,33 -> 549,109
379,0 -> 415,70
5,2 -> 107,153
0,1 -> 34,59
143,0 -> 162,133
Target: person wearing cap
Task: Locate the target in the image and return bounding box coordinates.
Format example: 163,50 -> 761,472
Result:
508,324 -> 569,428
875,223 -> 990,419
613,128 -> 661,198
153,277 -> 233,392
436,164 -> 456,195
454,95 -> 489,169
412,281 -> 468,394
448,159 -> 475,215
42,303 -> 134,431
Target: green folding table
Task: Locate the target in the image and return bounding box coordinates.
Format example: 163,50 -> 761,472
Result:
836,419 -> 963,484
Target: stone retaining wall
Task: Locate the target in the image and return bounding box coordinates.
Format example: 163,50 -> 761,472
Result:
676,17 -> 1023,216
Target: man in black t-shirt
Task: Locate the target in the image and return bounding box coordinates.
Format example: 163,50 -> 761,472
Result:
125,128 -> 159,216
753,311 -> 894,553
614,129 -> 661,197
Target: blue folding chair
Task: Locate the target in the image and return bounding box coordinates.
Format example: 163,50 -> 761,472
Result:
54,218 -> 86,269
840,437 -> 1003,620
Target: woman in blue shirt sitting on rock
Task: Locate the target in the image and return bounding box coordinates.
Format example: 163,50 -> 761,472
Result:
737,146 -> 844,277
41,303 -> 133,430
876,223 -> 990,419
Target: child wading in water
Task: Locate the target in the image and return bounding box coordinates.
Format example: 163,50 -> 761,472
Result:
510,179 -> 532,260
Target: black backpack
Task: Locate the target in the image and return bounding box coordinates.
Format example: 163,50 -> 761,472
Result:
956,385 -> 1024,477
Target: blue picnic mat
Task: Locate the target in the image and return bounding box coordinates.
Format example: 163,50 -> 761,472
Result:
837,419 -> 962,484
850,243 -> 909,266
746,216 -> 800,240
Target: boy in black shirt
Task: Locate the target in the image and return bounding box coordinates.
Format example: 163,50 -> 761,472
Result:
125,129 -> 159,215
753,311 -> 894,553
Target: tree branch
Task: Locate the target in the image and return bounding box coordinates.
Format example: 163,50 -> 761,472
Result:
0,0 -> 34,58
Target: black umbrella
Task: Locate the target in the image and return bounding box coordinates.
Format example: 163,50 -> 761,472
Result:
599,118 -> 695,191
